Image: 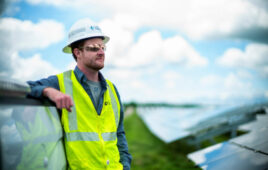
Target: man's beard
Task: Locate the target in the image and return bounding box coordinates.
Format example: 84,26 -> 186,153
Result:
87,55 -> 105,71
91,64 -> 104,71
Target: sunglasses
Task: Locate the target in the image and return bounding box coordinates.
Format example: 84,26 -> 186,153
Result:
80,44 -> 106,52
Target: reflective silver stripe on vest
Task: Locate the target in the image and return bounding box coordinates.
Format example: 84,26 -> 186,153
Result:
63,71 -> 78,131
107,83 -> 119,128
65,132 -> 99,141
102,132 -> 117,141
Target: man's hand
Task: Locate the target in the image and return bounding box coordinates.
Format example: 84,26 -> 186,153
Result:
43,87 -> 74,112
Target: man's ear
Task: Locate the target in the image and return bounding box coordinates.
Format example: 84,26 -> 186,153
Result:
73,48 -> 81,59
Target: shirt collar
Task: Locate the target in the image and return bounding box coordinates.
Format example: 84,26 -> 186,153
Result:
74,66 -> 107,89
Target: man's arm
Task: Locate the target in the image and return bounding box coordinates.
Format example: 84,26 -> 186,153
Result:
113,85 -> 132,170
27,75 -> 73,111
43,87 -> 73,112
27,75 -> 59,98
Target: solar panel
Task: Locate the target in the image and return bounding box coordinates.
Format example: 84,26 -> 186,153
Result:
188,113 -> 268,169
137,101 -> 268,144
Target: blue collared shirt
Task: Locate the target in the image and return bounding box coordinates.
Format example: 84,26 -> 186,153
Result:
27,66 -> 132,170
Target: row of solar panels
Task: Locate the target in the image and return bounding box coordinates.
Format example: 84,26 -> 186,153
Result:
137,100 -> 268,169
188,112 -> 268,169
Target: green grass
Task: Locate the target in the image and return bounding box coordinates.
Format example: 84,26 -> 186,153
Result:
124,110 -> 201,170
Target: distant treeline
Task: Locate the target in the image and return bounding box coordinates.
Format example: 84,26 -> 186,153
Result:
123,101 -> 202,109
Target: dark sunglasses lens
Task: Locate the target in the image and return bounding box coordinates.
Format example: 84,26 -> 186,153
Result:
91,47 -> 100,52
85,47 -> 100,52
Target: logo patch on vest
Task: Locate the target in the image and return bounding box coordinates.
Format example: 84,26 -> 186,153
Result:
104,101 -> 111,105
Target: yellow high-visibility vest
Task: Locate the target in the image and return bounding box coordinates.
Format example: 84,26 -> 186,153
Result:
57,70 -> 123,170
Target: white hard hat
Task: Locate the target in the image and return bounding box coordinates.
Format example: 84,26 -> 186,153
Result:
63,18 -> 110,53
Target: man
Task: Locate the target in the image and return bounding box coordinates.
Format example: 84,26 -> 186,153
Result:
27,18 -> 132,170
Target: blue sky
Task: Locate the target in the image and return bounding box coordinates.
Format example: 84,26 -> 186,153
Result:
0,0 -> 268,104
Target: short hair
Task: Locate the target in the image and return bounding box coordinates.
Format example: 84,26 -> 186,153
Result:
70,39 -> 86,61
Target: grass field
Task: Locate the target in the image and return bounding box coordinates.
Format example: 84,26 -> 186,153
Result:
124,109 -> 201,170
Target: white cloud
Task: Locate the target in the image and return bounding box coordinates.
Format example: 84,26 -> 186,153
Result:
101,18 -> 208,68
0,18 -> 64,81
199,72 -> 258,101
220,73 -> 254,100
26,0 -> 65,6
224,73 -> 247,90
162,70 -> 182,81
0,18 -> 64,51
25,0 -> 268,42
104,68 -> 142,82
161,70 -> 182,88
122,30 -> 163,67
200,74 -> 222,87
11,52 -> 60,81
130,80 -> 146,89
163,36 -> 208,67
236,70 -> 253,79
105,63 -> 262,103
217,43 -> 268,76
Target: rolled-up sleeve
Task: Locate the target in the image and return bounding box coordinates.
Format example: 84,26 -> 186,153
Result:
114,85 -> 132,170
27,75 -> 59,99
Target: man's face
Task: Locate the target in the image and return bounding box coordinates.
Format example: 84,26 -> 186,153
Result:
76,38 -> 105,71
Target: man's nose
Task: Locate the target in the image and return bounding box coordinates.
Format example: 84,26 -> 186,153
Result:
97,48 -> 105,54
